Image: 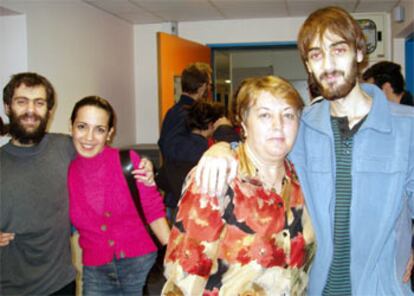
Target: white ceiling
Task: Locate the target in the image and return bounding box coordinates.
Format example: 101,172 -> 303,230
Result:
83,0 -> 403,25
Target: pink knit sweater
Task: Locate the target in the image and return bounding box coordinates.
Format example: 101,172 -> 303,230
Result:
68,146 -> 166,266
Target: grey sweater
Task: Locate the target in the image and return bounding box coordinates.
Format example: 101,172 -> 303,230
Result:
0,133 -> 76,295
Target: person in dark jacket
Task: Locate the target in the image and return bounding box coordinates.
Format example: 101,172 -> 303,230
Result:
157,63 -> 238,222
158,101 -> 234,222
363,61 -> 413,106
158,62 -> 213,164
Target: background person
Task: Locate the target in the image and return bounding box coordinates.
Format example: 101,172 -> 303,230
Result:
156,100 -> 226,223
68,96 -> 170,296
157,62 -> 238,222
162,76 -> 315,295
363,60 -> 413,106
158,62 -> 238,164
188,100 -> 226,143
158,62 -> 214,164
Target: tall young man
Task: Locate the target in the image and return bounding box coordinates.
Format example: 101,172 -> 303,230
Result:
294,7 -> 414,294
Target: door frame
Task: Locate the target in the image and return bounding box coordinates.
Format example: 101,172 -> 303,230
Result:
207,41 -> 300,106
405,32 -> 414,94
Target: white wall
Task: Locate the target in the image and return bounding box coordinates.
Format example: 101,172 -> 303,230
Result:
134,23 -> 164,144
392,1 -> 414,39
0,14 -> 27,124
391,1 -> 414,75
393,38 -> 405,72
1,0 -> 135,146
231,49 -> 306,80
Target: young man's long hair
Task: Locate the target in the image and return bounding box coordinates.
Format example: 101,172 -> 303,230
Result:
297,6 -> 368,72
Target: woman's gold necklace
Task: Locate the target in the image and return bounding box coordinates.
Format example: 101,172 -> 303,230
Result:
244,143 -> 285,193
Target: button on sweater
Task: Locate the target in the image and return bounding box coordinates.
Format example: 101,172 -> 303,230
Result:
68,146 -> 166,266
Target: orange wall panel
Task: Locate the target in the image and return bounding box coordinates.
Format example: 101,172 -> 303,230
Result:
157,32 -> 210,125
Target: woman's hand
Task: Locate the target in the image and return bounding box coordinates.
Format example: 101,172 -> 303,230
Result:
0,231 -> 15,247
132,158 -> 155,186
403,251 -> 414,283
195,142 -> 238,197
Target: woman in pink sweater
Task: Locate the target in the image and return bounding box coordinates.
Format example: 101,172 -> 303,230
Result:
68,96 -> 170,296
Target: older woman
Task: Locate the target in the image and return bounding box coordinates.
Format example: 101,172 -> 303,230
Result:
162,76 -> 315,295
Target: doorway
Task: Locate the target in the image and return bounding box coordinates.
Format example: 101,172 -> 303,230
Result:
405,32 -> 414,94
210,42 -> 310,115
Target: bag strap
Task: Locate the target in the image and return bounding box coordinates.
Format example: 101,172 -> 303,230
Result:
119,149 -> 148,225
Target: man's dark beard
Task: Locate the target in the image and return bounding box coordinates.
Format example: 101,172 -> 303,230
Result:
8,111 -> 49,145
314,61 -> 358,101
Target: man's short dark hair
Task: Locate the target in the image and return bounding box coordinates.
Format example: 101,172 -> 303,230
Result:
181,63 -> 212,94
3,72 -> 56,110
362,61 -> 404,95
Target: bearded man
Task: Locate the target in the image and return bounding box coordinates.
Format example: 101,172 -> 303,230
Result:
293,7 -> 414,294
0,73 -> 77,296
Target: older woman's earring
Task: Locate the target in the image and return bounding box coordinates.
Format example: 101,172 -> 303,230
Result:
241,123 -> 247,139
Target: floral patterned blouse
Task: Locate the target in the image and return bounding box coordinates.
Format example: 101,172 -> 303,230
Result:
162,144 -> 316,296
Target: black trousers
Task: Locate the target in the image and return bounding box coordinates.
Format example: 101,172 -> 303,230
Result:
412,265 -> 414,291
49,281 -> 76,296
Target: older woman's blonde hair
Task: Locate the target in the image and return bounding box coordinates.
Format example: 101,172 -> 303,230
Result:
232,75 -> 304,127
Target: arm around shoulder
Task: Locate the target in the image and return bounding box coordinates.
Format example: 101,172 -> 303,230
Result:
195,141 -> 238,196
162,171 -> 226,295
129,150 -> 166,222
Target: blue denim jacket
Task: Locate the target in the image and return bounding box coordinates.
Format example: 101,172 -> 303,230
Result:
291,84 -> 414,295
